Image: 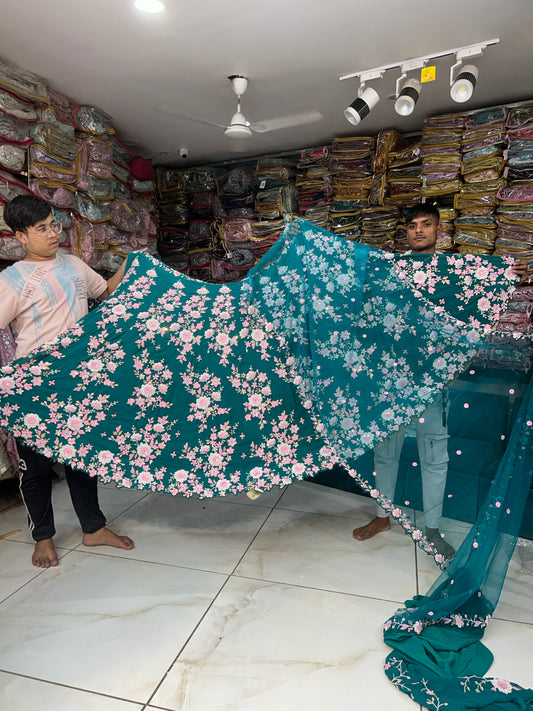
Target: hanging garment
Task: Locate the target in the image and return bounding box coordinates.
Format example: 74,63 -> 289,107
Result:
0,218 -> 531,709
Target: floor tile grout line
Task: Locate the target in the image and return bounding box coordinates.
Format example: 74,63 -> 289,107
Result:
0,668 -> 147,706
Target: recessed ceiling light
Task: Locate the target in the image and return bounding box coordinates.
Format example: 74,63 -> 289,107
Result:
134,0 -> 166,13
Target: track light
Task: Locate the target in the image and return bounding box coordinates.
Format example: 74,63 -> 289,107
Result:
344,86 -> 380,126
450,64 -> 479,103
394,77 -> 422,116
340,38 -> 498,118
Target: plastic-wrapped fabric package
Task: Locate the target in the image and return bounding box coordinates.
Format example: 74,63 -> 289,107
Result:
0,169 -> 33,202
29,144 -> 77,184
32,109 -> 77,160
0,204 -> 13,235
76,192 -> 111,222
0,88 -> 39,122
0,56 -> 49,104
76,105 -> 114,135
506,102 -> 533,128
0,144 -> 26,173
0,113 -> 34,146
29,180 -> 77,210
183,167 -> 217,193
48,87 -> 79,128
0,235 -> 24,260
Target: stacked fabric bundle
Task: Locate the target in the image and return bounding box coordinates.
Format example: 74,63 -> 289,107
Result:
211,217 -> 256,282
494,103 -> 533,279
254,158 -> 298,221
452,107 -> 507,255
329,136 -> 375,240
250,217 -> 286,260
435,206 -> 457,252
369,130 -> 407,207
386,140 -> 422,210
495,183 -> 533,286
0,55 -> 157,274
295,146 -> 331,229
420,113 -> 466,206
179,167 -> 219,281
153,167 -> 189,272
360,205 -> 400,250
216,164 -> 256,218
0,64 -> 42,260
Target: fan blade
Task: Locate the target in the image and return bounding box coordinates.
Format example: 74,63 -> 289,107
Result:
251,110 -> 323,133
158,105 -> 227,130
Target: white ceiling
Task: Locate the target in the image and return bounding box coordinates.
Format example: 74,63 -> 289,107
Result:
1,0 -> 533,167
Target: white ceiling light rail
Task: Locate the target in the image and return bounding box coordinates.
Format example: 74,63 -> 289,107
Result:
339,38 -> 500,124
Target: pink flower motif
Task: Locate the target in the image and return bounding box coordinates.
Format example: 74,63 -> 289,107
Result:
413,621 -> 423,634
180,329 -> 194,343
146,318 -> 160,331
91,400 -> 103,410
138,471 -> 153,484
137,443 -> 152,458
87,359 -> 104,372
216,333 -> 230,345
112,304 -> 126,315
30,366 -> 42,375
67,416 -> 83,431
216,479 -> 230,491
491,679 -> 513,694
24,413 -> 41,428
0,376 -> 14,392
196,396 -> 210,410
251,329 -> 265,342
475,267 -> 489,279
59,444 -> 76,460
412,530 -> 422,540
277,443 -> 291,456
292,462 -> 305,475
140,384 -> 156,397
478,297 -> 490,312
174,469 -> 188,482
249,394 -> 263,407
413,270 -> 427,284
209,452 -> 223,467
250,467 -> 263,479
370,489 -> 379,498
98,450 -> 113,464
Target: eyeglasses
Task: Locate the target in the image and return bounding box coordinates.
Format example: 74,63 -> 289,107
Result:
30,220 -> 63,238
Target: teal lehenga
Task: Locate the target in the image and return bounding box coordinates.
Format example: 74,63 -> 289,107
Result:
0,219 -> 531,708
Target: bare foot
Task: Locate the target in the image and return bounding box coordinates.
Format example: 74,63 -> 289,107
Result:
82,527 -> 134,550
32,538 -> 59,568
353,516 -> 391,541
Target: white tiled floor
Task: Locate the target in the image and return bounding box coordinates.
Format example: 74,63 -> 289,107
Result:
0,478 -> 531,711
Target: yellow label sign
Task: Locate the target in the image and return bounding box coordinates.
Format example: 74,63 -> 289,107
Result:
421,66 -> 436,83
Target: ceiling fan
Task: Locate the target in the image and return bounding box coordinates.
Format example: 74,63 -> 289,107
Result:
160,75 -> 323,140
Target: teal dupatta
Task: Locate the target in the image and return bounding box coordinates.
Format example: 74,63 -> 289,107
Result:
0,219 -> 531,708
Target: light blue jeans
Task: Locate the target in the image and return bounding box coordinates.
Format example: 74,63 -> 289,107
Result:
374,394 -> 449,529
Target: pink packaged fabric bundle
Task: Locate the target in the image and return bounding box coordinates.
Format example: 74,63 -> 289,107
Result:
29,179 -> 76,209
48,87 -> 80,127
